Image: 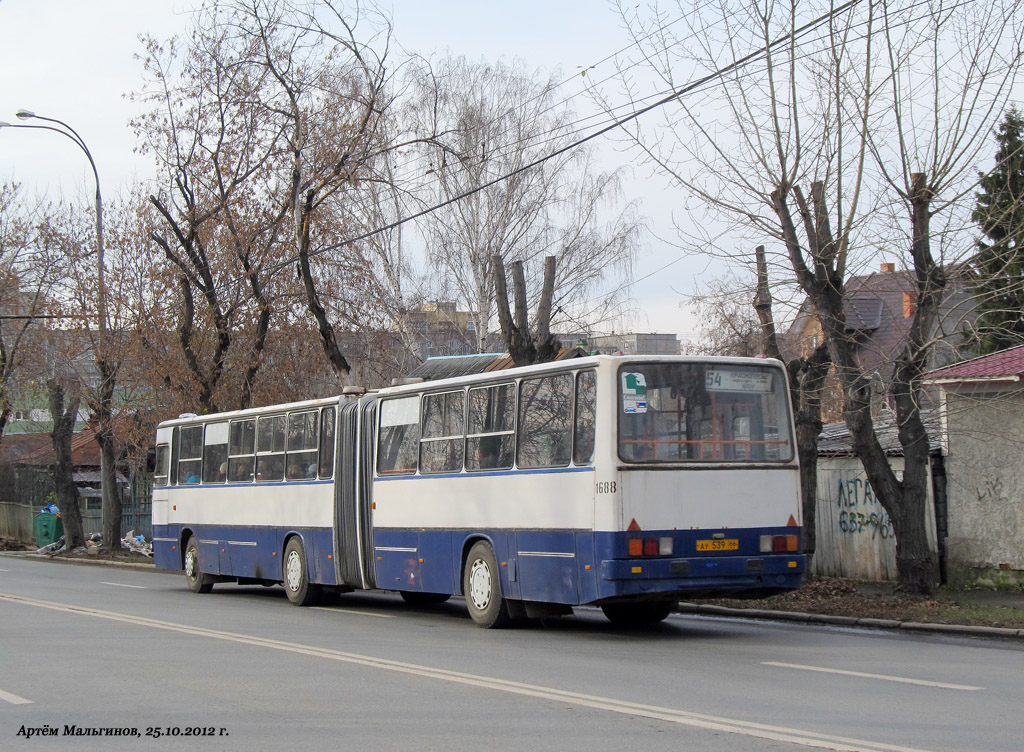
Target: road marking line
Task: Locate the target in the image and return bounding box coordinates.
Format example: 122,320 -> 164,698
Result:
0,568 -> 9,572
310,606 -> 396,619
101,582 -> 148,590
0,688 -> 33,705
762,662 -> 983,691
0,592 -> 937,752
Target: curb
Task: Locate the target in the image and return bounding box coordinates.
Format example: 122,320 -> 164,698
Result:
676,602 -> 1024,639
0,550 -> 158,573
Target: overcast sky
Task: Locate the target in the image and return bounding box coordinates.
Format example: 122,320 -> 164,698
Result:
0,0 -> 702,340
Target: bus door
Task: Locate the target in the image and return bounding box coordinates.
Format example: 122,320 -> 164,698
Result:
334,400 -> 362,587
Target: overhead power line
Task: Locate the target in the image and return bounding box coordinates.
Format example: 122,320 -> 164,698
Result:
245,0 -> 864,289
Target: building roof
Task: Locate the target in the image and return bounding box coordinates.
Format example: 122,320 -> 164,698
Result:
405,353 -> 508,381
922,344 -> 1024,384
817,410 -> 939,456
5,425 -> 102,468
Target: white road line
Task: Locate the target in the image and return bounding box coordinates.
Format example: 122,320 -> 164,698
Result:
0,592 -> 939,752
100,582 -> 148,590
0,688 -> 33,705
762,662 -> 983,691
310,606 -> 396,619
0,568 -> 9,572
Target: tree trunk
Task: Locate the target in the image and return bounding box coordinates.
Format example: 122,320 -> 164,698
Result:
96,359 -> 122,553
492,254 -> 561,367
48,380 -> 85,551
754,244 -> 829,567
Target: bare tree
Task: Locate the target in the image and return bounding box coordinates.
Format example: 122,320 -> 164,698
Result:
0,183 -> 61,449
407,56 -> 641,351
493,254 -> 560,366
608,0 -> 1024,592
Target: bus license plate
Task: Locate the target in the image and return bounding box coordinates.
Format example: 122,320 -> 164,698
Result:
696,539 -> 738,552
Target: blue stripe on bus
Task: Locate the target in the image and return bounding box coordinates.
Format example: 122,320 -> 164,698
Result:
153,524 -> 336,586
155,522 -> 804,605
153,479 -> 333,490
374,466 -> 596,482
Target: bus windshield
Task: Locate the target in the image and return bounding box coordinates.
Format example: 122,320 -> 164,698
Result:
617,362 -> 793,463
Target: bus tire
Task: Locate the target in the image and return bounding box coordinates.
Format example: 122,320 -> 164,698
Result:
601,600 -> 675,626
399,591 -> 451,606
463,541 -> 510,628
184,537 -> 213,594
283,537 -> 321,607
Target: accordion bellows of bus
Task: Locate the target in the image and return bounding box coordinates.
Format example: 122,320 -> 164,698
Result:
151,355 -> 805,628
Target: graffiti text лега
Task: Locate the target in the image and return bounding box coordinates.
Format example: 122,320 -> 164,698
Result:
835,477 -> 893,539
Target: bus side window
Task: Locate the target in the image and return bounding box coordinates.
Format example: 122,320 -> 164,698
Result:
319,407 -> 336,479
377,396 -> 420,475
228,419 -> 256,482
170,427 -> 180,485
178,425 -> 203,484
154,444 -> 169,486
286,411 -> 318,480
573,370 -> 596,465
256,415 -> 285,481
517,374 -> 572,468
419,390 -> 465,474
466,383 -> 515,471
203,422 -> 229,483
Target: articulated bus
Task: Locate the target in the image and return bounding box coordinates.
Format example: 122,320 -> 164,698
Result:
152,355 -> 805,627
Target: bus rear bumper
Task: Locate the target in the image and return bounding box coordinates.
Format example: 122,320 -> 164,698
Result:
596,554 -> 805,600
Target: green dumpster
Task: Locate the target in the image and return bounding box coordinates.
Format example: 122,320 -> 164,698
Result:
34,514 -> 64,548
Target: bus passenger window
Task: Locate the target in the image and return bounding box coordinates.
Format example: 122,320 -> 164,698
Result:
228,419 -> 256,482
517,374 -> 572,468
466,384 -> 514,471
256,415 -> 285,481
203,422 -> 229,483
286,411 -> 318,480
319,407 -> 336,479
419,390 -> 465,474
178,425 -> 203,484
154,444 -> 169,486
377,396 -> 420,475
573,371 -> 596,465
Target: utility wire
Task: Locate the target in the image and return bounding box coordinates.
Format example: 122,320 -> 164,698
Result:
244,0 -> 865,289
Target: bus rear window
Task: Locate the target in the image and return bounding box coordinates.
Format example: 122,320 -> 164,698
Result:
617,363 -> 793,463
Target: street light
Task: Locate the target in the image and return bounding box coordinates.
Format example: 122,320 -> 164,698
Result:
3,109 -> 116,544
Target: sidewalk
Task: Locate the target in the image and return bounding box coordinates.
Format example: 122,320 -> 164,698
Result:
678,580 -> 1024,640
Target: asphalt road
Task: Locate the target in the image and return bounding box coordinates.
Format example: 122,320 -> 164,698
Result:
2,554 -> 1022,752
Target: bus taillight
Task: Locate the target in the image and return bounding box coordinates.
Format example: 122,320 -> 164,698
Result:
760,534 -> 799,553
629,537 -> 674,557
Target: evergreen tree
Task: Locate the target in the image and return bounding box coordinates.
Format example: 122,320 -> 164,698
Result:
972,107 -> 1024,353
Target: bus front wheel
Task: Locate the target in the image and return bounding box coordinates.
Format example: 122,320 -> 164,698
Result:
601,600 -> 675,626
184,538 -> 213,594
463,541 -> 511,628
283,537 -> 321,607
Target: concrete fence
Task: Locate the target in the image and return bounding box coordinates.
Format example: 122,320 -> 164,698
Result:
0,501 -> 34,542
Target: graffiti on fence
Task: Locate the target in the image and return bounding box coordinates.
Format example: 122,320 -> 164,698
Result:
834,477 -> 892,539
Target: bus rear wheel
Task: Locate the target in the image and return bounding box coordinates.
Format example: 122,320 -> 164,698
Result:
283,537 -> 321,607
463,541 -> 510,628
601,600 -> 675,626
399,591 -> 452,606
184,537 -> 213,594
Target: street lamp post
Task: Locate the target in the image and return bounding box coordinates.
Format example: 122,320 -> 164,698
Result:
2,111 -> 118,548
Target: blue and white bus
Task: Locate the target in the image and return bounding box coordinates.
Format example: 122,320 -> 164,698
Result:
152,355 -> 805,627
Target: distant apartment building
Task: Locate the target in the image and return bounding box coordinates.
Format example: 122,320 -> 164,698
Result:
404,301 -> 480,359
585,332 -> 680,356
